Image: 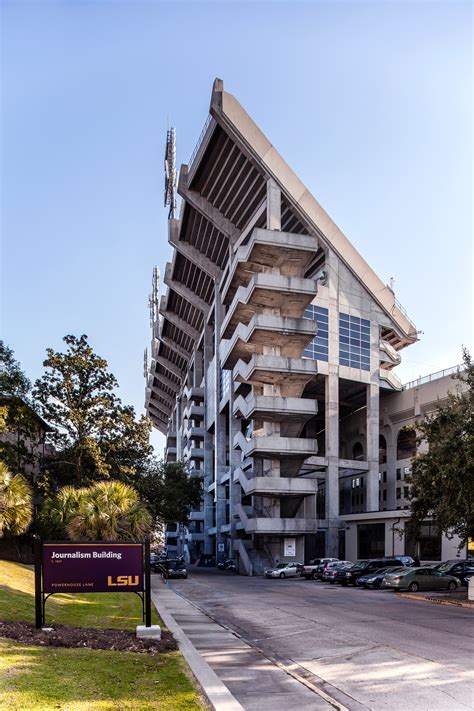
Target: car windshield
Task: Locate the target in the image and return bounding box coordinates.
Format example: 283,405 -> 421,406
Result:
434,562 -> 451,572
352,561 -> 369,570
275,564 -> 287,569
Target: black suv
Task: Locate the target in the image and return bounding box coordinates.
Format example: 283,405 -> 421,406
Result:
335,558 -> 405,586
433,560 -> 474,587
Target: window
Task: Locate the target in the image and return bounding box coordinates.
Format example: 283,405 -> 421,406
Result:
220,368 -> 231,401
383,490 -> 387,502
383,471 -> 387,483
304,305 -> 329,361
353,443 -> 364,461
396,488 -> 401,499
397,427 -> 417,460
396,468 -> 401,480
379,435 -> 387,464
358,523 -> 385,558
403,486 -> 409,499
405,521 -> 442,560
339,313 -> 371,371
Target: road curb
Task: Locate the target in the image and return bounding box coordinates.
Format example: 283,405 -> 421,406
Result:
151,590 -> 244,711
397,592 -> 474,609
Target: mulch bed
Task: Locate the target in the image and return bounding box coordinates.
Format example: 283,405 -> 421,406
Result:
0,620 -> 177,654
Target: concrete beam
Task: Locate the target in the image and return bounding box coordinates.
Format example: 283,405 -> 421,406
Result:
161,311 -> 200,342
178,166 -> 240,244
150,385 -> 175,408
148,401 -> 171,420
155,356 -> 185,381
169,219 -> 223,280
164,266 -> 211,316
150,372 -> 179,395
160,335 -> 192,362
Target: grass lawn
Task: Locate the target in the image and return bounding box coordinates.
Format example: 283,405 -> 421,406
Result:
0,560 -> 205,710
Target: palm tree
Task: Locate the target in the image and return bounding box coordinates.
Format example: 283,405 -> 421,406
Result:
40,485 -> 86,539
45,480 -> 151,541
0,461 -> 33,537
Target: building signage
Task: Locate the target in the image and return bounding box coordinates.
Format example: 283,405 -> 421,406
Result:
42,542 -> 144,593
217,543 -> 225,553
35,539 -> 151,629
284,538 -> 296,557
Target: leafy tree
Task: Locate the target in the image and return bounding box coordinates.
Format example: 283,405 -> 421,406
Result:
0,341 -> 31,398
33,335 -> 152,488
41,480 -> 151,541
407,349 -> 474,549
0,462 -> 33,537
135,460 -> 202,528
0,341 -> 44,476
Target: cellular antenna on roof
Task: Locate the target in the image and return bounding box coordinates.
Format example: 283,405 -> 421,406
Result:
164,127 -> 177,219
148,265 -> 160,332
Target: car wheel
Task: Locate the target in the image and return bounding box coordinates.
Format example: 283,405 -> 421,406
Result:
311,571 -> 318,580
374,582 -> 381,590
447,581 -> 456,591
408,582 -> 419,592
279,572 -> 285,579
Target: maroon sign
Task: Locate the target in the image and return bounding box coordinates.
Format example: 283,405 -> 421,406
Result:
42,542 -> 144,593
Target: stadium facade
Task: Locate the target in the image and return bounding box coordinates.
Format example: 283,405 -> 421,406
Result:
145,79 -> 464,572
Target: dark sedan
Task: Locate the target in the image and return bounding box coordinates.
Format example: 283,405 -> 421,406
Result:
335,558 -> 406,586
356,566 -> 405,589
433,560 -> 474,587
162,560 -> 188,579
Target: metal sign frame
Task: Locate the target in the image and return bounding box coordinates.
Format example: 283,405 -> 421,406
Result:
34,538 -> 152,629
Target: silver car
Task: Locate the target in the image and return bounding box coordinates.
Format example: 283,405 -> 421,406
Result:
382,566 -> 462,592
264,562 -> 303,579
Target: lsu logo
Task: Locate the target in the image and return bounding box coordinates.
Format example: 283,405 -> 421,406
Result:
107,575 -> 140,587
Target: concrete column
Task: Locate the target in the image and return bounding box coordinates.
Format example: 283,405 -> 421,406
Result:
366,380 -> 380,511
214,295 -> 228,563
325,371 -> 339,556
203,323 -> 215,555
367,317 -> 380,512
266,179 -> 281,231
324,250 -> 340,557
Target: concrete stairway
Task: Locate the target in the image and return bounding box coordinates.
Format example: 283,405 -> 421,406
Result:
247,548 -> 273,576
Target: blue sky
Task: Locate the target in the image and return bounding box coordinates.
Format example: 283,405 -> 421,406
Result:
2,0 -> 472,453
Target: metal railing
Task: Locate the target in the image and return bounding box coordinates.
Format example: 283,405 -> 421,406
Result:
403,364 -> 463,391
188,114 -> 212,171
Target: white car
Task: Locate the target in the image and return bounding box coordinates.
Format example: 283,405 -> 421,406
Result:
264,562 -> 303,579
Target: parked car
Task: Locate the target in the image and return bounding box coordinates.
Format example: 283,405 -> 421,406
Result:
356,566 -> 405,589
317,559 -> 352,580
217,558 -> 237,571
301,558 -> 338,580
162,559 -> 188,580
382,566 -> 461,592
394,555 -> 419,567
322,561 -> 353,583
433,560 -> 474,587
335,558 -> 407,586
265,562 -> 303,579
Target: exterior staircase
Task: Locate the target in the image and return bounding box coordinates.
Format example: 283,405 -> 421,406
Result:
247,548 -> 273,576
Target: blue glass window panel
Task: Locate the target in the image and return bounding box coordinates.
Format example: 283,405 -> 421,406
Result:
339,312 -> 371,370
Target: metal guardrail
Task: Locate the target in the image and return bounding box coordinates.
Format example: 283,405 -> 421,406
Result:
188,114 -> 212,171
403,364 -> 463,390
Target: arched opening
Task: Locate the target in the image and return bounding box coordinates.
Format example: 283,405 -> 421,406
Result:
397,427 -> 416,460
352,442 -> 364,461
379,435 -> 387,464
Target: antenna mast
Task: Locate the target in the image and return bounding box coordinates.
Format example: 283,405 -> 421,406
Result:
164,127 -> 177,219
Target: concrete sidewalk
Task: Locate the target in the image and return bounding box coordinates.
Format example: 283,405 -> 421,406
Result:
152,581 -> 334,710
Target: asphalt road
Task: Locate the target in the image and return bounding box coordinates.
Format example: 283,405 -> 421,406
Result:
169,568 -> 474,711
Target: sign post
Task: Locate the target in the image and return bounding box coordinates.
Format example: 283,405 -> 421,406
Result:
144,538 -> 151,628
34,537 -> 42,629
34,540 -> 159,638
